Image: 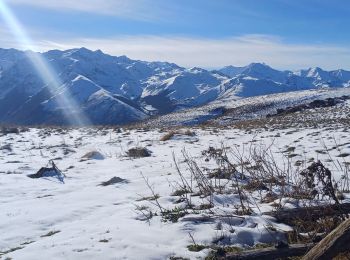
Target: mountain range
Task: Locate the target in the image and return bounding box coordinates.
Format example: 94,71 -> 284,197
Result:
0,47 -> 349,125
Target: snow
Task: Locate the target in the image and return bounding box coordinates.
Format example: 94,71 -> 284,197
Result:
1,124 -> 350,259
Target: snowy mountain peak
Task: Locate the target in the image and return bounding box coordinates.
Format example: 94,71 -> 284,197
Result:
219,63 -> 291,82
1,47 -> 350,126
217,65 -> 246,77
244,62 -> 285,74
306,67 -> 327,78
239,63 -> 290,83
246,62 -> 270,69
188,67 -> 208,74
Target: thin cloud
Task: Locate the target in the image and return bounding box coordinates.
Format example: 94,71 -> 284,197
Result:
1,27 -> 350,70
40,34 -> 350,70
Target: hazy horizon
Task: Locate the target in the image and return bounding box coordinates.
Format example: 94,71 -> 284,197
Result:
1,0 -> 350,70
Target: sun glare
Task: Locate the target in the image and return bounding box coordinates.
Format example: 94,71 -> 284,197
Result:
0,0 -> 90,126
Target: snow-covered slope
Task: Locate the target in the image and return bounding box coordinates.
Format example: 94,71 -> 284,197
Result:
219,76 -> 295,98
40,76 -> 148,125
141,68 -> 229,111
143,87 -> 350,127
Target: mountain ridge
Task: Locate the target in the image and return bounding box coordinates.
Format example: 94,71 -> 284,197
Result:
0,47 -> 349,126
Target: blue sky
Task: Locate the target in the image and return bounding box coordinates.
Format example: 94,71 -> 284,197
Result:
1,0 -> 350,69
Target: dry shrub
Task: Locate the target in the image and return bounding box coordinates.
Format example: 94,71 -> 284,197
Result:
0,126 -> 20,135
160,130 -> 196,141
127,147 -> 151,158
160,131 -> 176,141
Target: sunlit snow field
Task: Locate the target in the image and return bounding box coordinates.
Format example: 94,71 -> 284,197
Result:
1,125 -> 350,259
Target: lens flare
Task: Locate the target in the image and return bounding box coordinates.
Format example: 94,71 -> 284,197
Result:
0,0 -> 90,126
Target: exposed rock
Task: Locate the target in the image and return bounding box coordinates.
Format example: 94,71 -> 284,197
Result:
98,177 -> 128,186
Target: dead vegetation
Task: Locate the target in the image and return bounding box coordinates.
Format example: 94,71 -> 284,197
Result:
160,129 -> 196,141
136,139 -> 350,259
127,147 -> 152,158
0,126 -> 20,135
